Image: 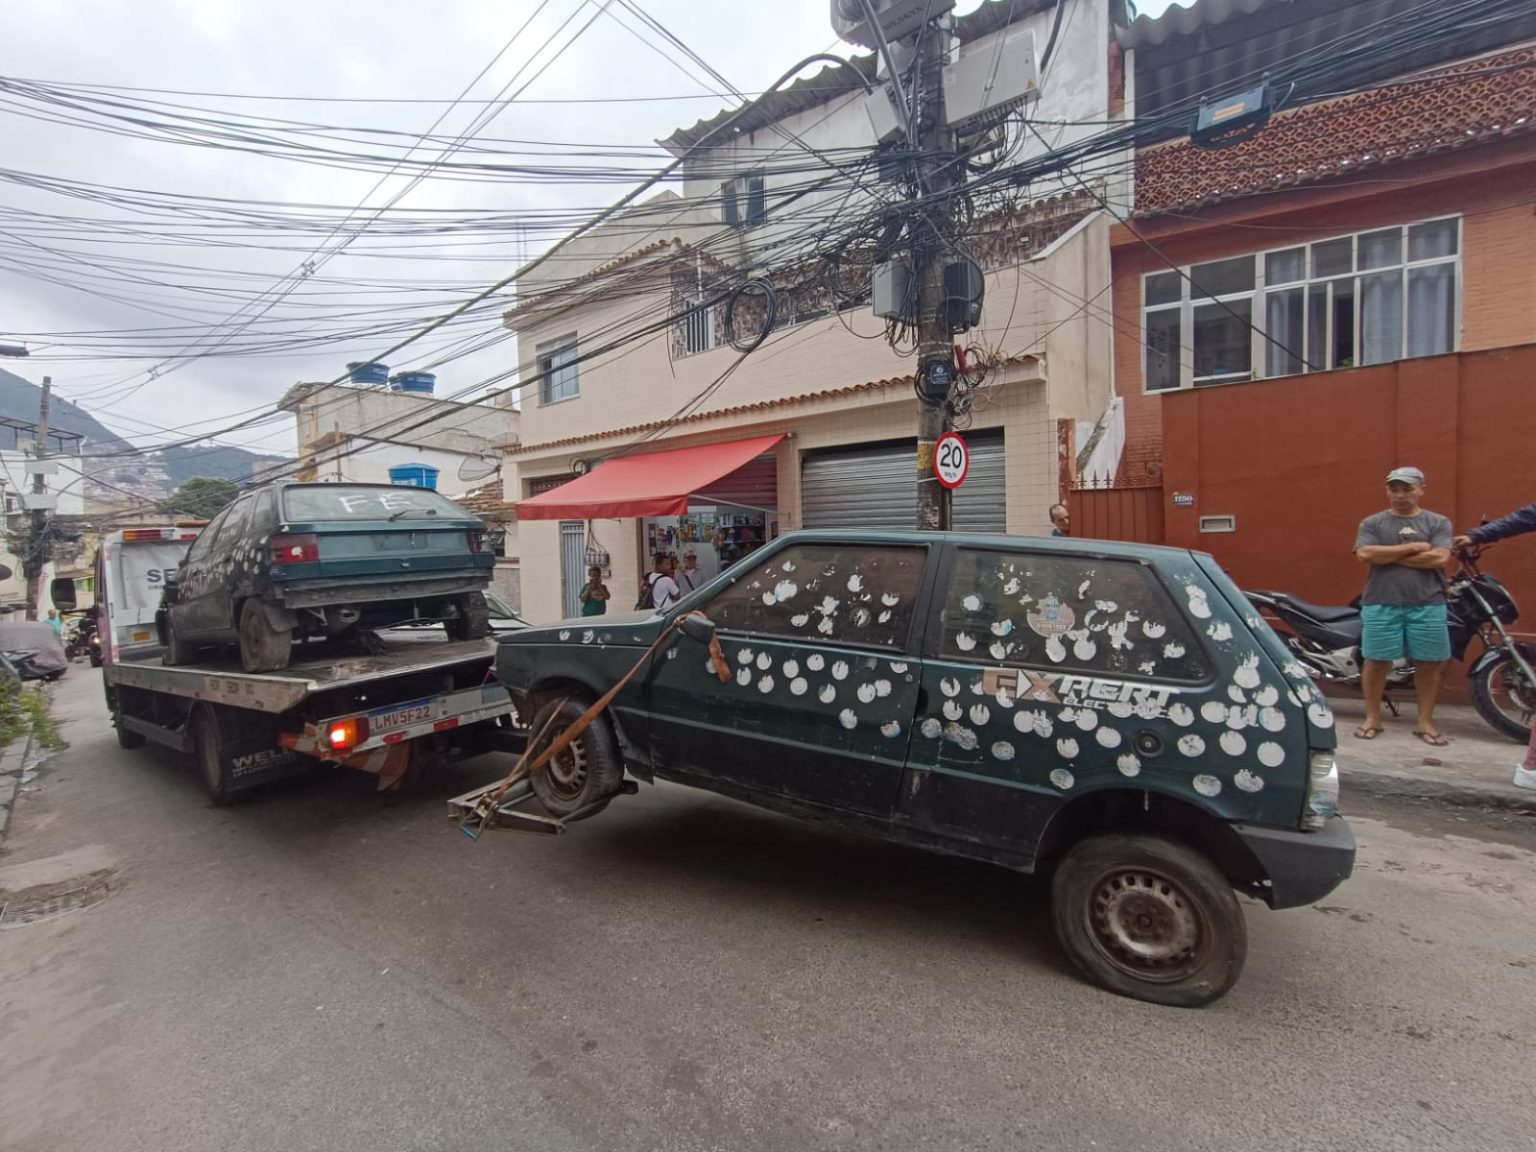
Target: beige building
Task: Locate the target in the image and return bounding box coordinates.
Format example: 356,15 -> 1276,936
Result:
504,0 -> 1125,622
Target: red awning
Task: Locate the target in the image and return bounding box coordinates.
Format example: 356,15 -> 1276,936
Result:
515,434 -> 785,520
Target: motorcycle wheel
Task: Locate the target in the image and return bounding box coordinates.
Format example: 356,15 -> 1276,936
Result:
1469,646 -> 1536,743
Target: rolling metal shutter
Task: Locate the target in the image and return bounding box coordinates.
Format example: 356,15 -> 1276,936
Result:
801,432 -> 1005,532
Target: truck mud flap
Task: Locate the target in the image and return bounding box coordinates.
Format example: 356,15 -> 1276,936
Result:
224,738 -> 309,792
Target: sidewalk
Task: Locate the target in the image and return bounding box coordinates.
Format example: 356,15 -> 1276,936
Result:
1328,695 -> 1536,814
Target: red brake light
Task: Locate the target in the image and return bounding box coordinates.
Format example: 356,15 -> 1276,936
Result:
123,529 -> 170,541
467,530 -> 487,554
269,533 -> 320,564
326,718 -> 367,752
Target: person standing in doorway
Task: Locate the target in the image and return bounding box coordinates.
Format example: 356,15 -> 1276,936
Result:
676,550 -> 703,595
1353,466 -> 1454,745
1049,504 -> 1071,537
1455,500 -> 1536,790
579,566 -> 609,617
646,554 -> 681,612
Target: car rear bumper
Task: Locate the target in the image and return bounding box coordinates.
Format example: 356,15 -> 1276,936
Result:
1233,815 -> 1356,909
274,573 -> 490,610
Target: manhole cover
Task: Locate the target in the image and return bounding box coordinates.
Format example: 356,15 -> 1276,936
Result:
0,868 -> 114,930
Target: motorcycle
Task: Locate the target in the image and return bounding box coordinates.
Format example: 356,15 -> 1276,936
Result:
67,614 -> 103,667
1246,542 -> 1536,742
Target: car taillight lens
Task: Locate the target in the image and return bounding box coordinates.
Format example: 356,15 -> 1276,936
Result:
467,530 -> 487,554
1302,750 -> 1340,831
326,717 -> 368,753
269,534 -> 320,564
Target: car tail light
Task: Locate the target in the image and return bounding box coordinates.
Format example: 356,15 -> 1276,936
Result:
1301,750 -> 1340,831
467,530 -> 487,554
269,534 -> 320,565
326,717 -> 368,753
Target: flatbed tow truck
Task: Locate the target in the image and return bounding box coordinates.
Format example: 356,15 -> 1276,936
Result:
56,525 -> 521,805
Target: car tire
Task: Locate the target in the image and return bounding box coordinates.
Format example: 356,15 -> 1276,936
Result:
527,696 -> 623,820
239,599 -> 292,673
193,705 -> 236,806
1050,833 -> 1247,1008
445,592 -> 490,642
163,615 -> 197,666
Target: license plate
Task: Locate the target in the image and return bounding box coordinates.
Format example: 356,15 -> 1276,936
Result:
370,701 -> 436,732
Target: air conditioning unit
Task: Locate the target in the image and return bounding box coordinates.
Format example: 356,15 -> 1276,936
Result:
830,0 -> 955,48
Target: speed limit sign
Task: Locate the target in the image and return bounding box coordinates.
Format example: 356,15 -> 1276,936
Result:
933,431 -> 969,489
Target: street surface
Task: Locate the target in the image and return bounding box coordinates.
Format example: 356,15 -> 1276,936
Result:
3,671 -> 1534,1152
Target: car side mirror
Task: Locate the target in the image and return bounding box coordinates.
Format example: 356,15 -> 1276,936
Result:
678,613 -> 717,646
50,577 -> 77,611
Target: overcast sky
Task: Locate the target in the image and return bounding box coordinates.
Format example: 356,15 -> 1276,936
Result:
1,0 -> 1182,456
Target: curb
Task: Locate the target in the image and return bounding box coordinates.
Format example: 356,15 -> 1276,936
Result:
1343,767 -> 1536,815
0,727 -> 37,848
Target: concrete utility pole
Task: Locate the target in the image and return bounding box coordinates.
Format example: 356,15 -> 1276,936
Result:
24,375 -> 51,621
911,25 -> 955,533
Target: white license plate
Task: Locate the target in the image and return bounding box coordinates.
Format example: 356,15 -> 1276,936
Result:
370,702 -> 436,732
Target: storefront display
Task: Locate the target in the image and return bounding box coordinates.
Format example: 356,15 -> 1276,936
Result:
644,503 -> 773,578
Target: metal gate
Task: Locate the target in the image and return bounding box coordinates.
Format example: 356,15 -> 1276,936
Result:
801,432 -> 1006,532
559,521 -> 585,618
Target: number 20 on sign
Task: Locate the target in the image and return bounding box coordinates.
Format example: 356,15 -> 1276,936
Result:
933,431 -> 969,489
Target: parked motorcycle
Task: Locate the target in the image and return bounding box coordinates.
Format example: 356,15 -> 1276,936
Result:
1246,542 -> 1536,742
66,614 -> 102,667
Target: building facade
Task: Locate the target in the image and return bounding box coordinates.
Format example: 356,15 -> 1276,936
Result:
505,0 -> 1133,622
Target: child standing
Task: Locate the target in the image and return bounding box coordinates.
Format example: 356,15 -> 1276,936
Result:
579,566 -> 610,617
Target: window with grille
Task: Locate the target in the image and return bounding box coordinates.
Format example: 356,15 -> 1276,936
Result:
536,337 -> 579,405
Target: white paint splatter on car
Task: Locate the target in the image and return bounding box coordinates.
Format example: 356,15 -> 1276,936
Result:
806,653 -> 825,672
1206,620 -> 1233,642
756,652 -> 772,671
736,669 -> 753,687
819,684 -> 836,704
737,648 -> 755,665
1049,768 -> 1076,791
1185,586 -> 1212,619
757,677 -> 775,694
1139,660 -> 1158,676
1073,634 -> 1097,661
1201,700 -> 1228,724
1168,703 -> 1195,727
1219,730 -> 1247,756
882,592 -> 901,607
1074,709 -> 1099,732
1108,700 -> 1135,719
940,677 -> 961,697
995,687 -> 1015,709
944,723 -> 978,750
773,581 -> 799,602
1056,737 -> 1079,759
943,700 -> 963,721
839,709 -> 858,730
874,679 -> 892,698
955,632 -> 977,652
1234,769 -> 1265,793
1192,774 -> 1222,797
832,661 -> 849,681
970,703 -> 991,726
1077,579 -> 1092,600
791,614 -> 810,628
1307,702 -> 1335,729
1096,726 -> 1122,749
1253,684 -> 1279,707
990,619 -> 1014,637
890,661 -> 908,674
1234,653 -> 1262,690
781,659 -> 800,679
1046,635 -> 1067,663
1163,641 -> 1186,659
962,593 -> 983,612
857,683 -> 878,704
881,721 -> 902,739
1259,707 -> 1286,733
1142,621 -> 1167,639
790,677 -> 809,696
920,717 -> 942,739
1257,741 -> 1286,768
1178,734 -> 1206,757
991,741 -> 1015,761
558,630 -> 571,641
1116,753 -> 1142,778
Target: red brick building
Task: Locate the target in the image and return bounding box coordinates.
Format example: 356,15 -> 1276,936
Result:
1101,0 -> 1536,619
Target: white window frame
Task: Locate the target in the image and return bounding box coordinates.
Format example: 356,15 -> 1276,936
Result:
1141,216 -> 1462,393
679,295 -> 715,355
536,336 -> 580,405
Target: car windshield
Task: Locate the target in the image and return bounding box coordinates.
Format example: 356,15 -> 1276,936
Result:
282,486 -> 469,522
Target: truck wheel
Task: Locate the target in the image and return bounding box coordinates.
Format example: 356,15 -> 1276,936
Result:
105,686 -> 147,750
193,706 -> 238,807
1051,833 -> 1246,1008
527,696 -> 622,820
445,592 -> 490,642
239,599 -> 292,673
164,616 -> 196,667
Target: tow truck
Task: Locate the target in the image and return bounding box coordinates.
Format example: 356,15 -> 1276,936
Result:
54,524 -> 520,805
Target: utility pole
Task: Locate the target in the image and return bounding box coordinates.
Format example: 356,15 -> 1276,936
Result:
23,375 -> 51,621
911,23 -> 954,532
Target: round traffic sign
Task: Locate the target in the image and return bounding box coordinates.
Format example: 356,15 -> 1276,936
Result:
933,431 -> 969,489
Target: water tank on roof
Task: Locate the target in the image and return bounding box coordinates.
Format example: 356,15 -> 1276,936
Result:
390,371 -> 436,395
388,463 -> 440,490
346,361 -> 390,385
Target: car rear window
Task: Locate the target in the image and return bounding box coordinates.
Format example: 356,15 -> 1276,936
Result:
941,549 -> 1211,682
282,486 -> 468,522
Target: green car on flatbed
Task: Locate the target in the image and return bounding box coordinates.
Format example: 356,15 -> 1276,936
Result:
494,530 -> 1355,1006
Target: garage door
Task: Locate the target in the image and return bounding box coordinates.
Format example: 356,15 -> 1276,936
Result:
801,432 -> 1005,532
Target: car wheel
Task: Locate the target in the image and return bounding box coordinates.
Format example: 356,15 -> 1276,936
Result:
239,599 -> 292,673
163,615 -> 197,666
445,592 -> 490,641
1050,833 -> 1247,1008
527,696 -> 623,820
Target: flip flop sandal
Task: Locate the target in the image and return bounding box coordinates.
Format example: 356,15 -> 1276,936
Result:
1412,730 -> 1451,746
1353,725 -> 1384,740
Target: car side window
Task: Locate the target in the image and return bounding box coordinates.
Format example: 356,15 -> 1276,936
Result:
216,496 -> 254,548
185,510 -> 228,564
941,548 -> 1211,682
704,542 -> 927,649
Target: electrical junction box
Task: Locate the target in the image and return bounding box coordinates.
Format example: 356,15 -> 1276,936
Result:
942,26 -> 1039,133
872,261 -> 913,320
831,0 -> 956,48
864,83 -> 906,143
1193,84 -> 1272,140
943,259 -> 984,333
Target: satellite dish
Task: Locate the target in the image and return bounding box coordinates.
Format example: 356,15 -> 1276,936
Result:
457,455 -> 501,484
0,563 -> 11,581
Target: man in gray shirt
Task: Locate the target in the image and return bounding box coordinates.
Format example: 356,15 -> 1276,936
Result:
1353,466 -> 1453,744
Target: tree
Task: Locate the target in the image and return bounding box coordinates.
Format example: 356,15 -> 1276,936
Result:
171,476 -> 240,520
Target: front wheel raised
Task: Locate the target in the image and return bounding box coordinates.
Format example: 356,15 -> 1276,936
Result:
239,599 -> 292,673
527,696 -> 623,820
1469,646 -> 1536,743
1051,833 -> 1246,1008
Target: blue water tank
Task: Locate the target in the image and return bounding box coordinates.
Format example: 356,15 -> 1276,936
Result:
390,371 -> 437,395
388,463 -> 440,490
347,361 -> 390,385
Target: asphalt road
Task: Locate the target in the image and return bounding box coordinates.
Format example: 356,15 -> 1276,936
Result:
3,670 -> 1534,1152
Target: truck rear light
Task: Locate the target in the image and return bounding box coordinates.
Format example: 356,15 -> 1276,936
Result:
269,534 -> 320,565
326,717 -> 368,753
1302,749 -> 1340,831
467,530 -> 487,554
123,528 -> 170,541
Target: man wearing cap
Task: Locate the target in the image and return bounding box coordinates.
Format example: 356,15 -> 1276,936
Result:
677,550 -> 703,595
1353,466 -> 1454,744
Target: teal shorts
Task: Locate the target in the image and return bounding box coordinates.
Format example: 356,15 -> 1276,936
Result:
1360,602 -> 1451,663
